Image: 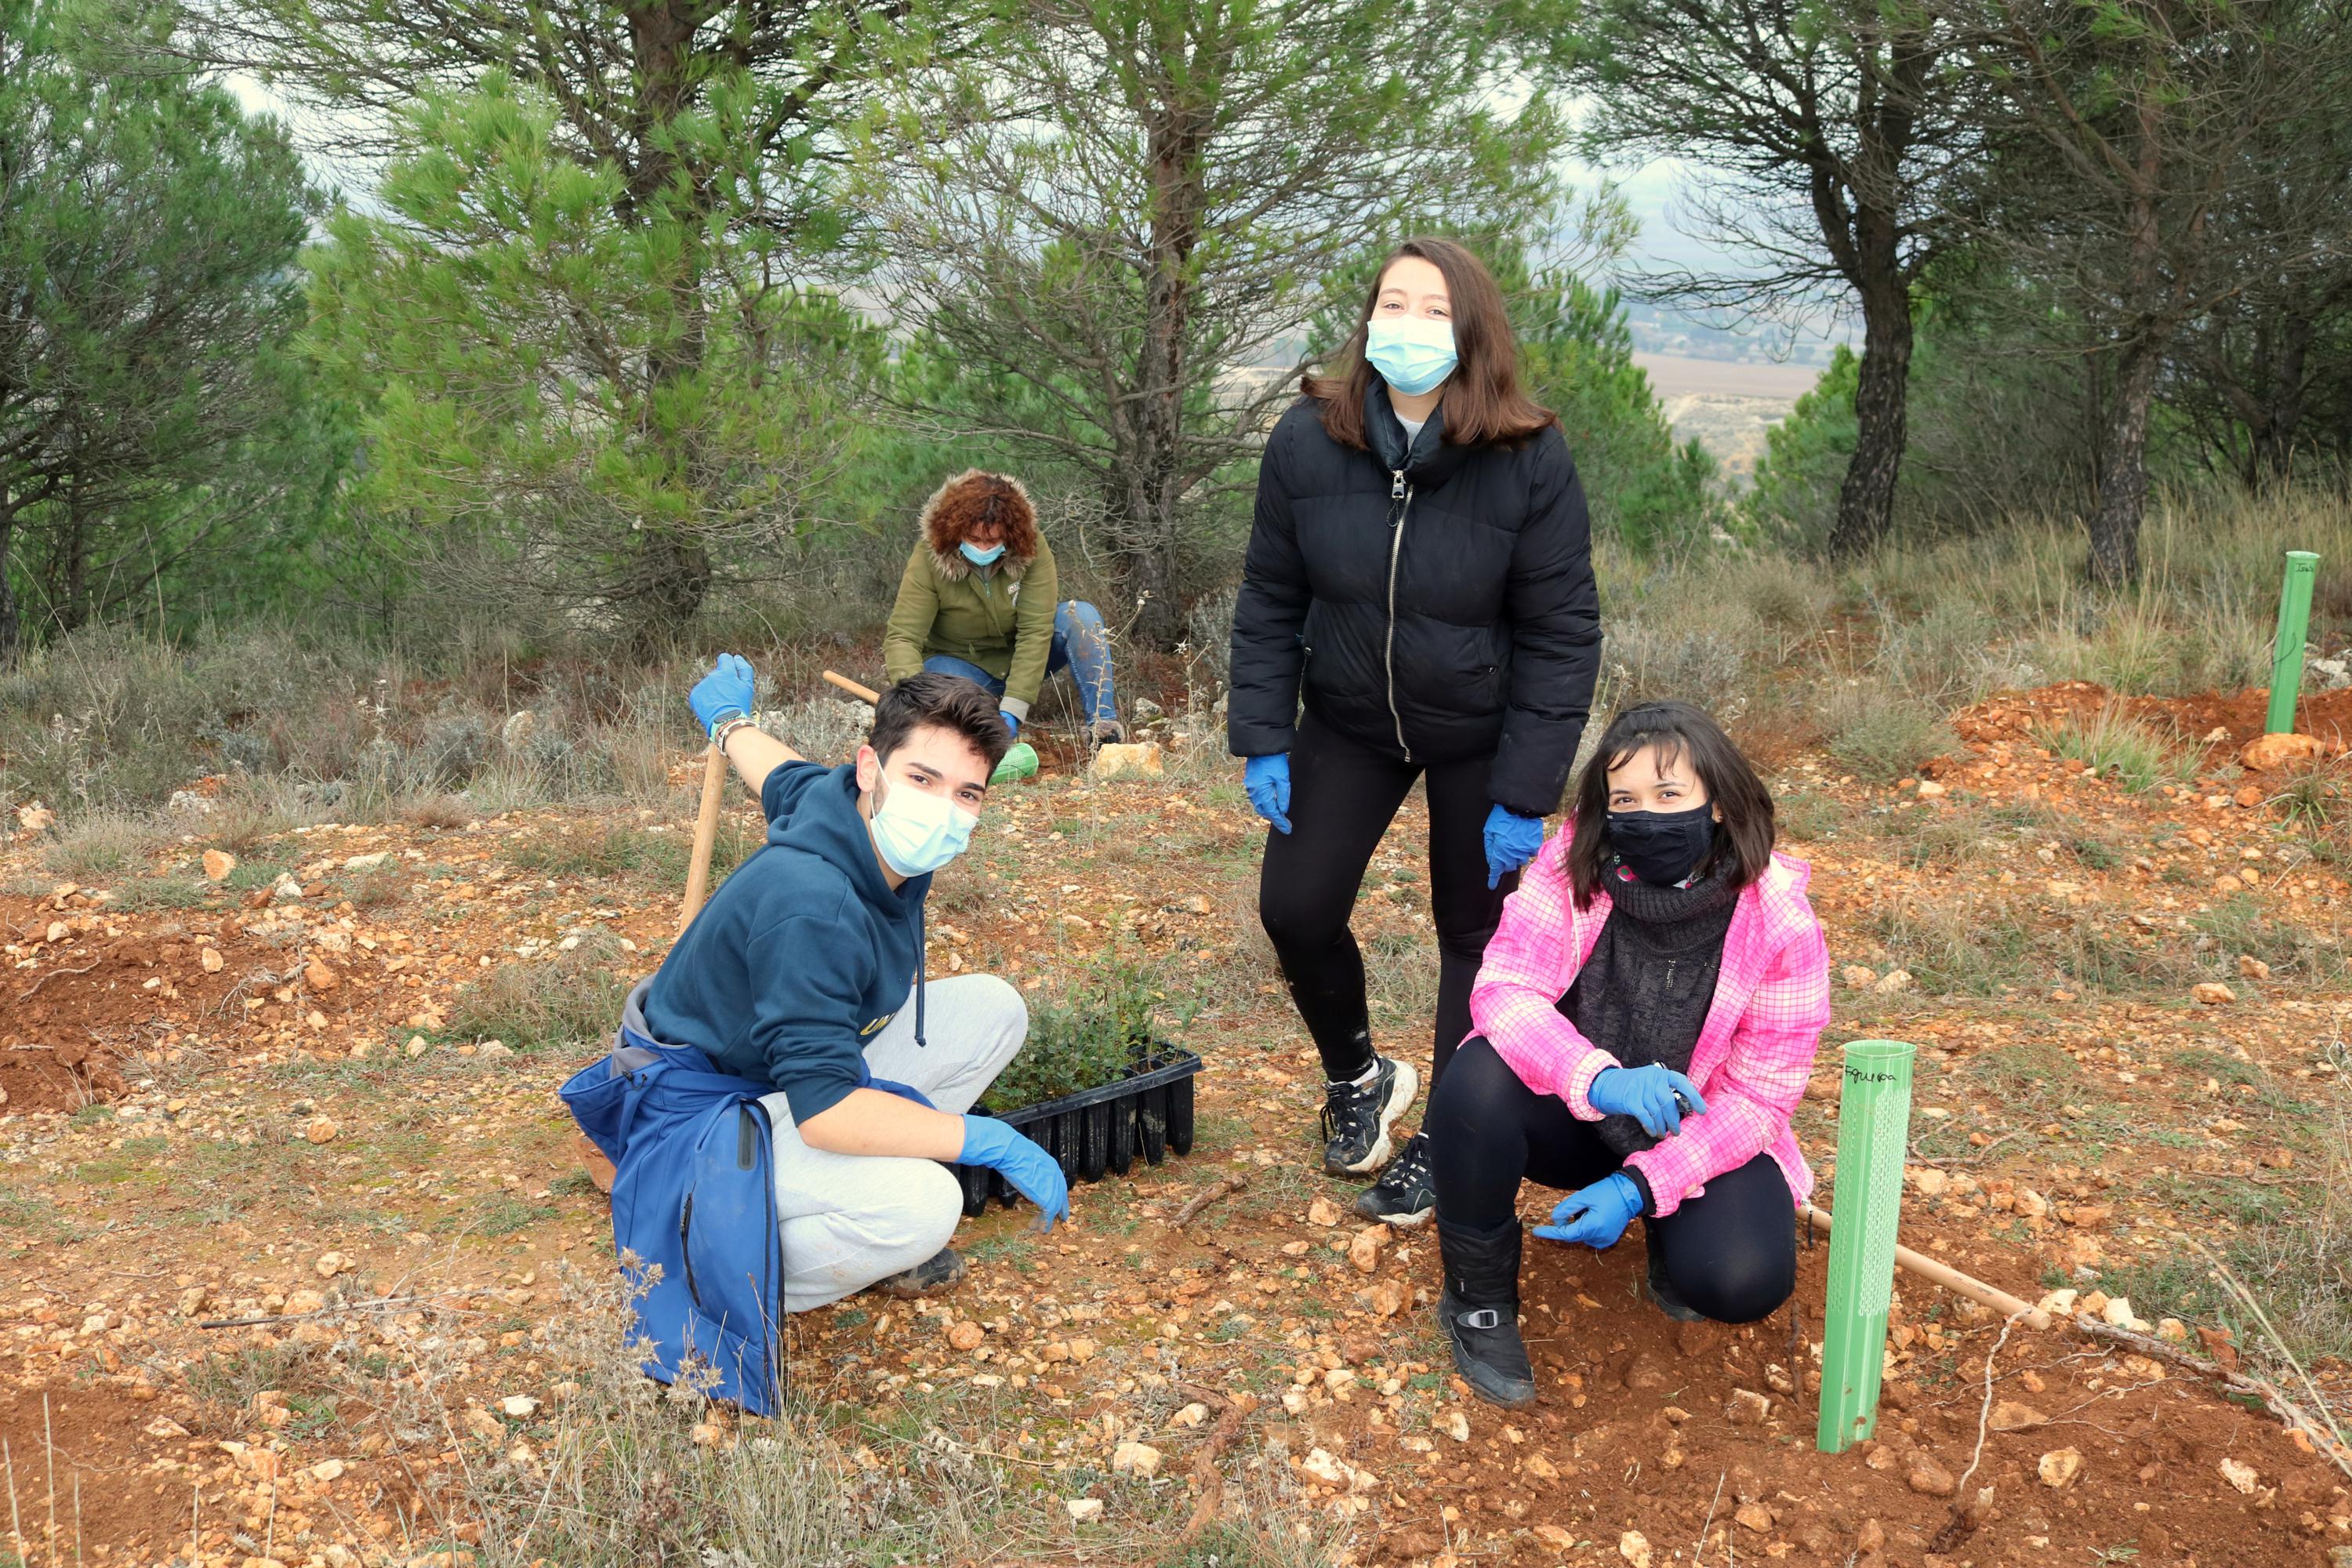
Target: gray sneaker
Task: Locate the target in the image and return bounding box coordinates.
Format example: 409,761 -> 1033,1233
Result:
873,1247 -> 967,1299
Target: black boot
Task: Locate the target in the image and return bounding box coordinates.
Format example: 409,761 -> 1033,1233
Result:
1642,1221 -> 1706,1323
1436,1215 -> 1537,1407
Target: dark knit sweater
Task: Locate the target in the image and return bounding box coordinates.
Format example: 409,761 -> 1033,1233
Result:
1561,863 -> 1737,1182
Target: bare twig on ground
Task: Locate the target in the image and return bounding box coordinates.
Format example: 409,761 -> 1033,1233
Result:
1176,1382 -> 1258,1544
2071,1314 -> 2350,1478
2188,1241 -> 2352,1478
1693,1467 -> 1725,1563
1169,1175 -> 1248,1229
196,1293 -> 484,1330
16,960 -> 99,1000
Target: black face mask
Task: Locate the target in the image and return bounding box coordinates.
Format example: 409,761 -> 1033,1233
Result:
1607,806 -> 1716,885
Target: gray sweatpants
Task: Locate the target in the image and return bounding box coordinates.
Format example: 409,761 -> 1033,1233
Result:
757,975 -> 1028,1312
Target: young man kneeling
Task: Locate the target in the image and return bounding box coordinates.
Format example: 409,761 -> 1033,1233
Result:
625,659 -> 1066,1311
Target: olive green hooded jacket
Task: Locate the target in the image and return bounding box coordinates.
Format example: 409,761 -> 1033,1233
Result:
881,471 -> 1059,718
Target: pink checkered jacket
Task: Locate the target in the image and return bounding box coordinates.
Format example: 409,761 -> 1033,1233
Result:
1468,825 -> 1832,1218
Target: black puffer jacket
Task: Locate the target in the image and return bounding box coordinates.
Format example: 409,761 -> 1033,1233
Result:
1227,382 -> 1602,816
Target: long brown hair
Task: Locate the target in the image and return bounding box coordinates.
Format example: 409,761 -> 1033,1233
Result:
1303,236 -> 1557,450
1566,701 -> 1777,909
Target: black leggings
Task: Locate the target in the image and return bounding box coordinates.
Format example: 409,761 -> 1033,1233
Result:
1258,713 -> 1509,1087
1428,1038 -> 1797,1324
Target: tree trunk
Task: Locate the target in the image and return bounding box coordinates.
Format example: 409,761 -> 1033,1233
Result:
619,0 -> 713,637
2249,312 -> 2312,490
1112,96 -> 1205,651
1824,281 -> 1914,559
0,492 -> 19,663
624,528 -> 713,654
2087,340 -> 2161,588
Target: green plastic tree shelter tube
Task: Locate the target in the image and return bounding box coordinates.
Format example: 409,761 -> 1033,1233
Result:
1816,1038 -> 1917,1454
2268,551 -> 2321,735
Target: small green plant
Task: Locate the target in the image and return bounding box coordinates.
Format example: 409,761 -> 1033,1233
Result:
2034,703 -> 2190,793
986,947 -> 1185,1109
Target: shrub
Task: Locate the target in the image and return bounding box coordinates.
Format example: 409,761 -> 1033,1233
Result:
2034,704 -> 2190,793
1822,688 -> 1957,781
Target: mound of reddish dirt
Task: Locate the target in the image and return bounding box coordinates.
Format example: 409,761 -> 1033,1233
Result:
1955,680 -> 2352,757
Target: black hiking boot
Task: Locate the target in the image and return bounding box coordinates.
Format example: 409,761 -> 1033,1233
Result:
1355,1131 -> 1436,1226
873,1247 -> 967,1299
1319,1056 -> 1419,1177
1642,1222 -> 1706,1323
1436,1215 -> 1537,1407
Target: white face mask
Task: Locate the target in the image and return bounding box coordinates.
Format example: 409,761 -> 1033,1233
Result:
867,770 -> 978,877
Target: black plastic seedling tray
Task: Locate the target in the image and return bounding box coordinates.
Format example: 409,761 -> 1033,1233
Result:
949,1046 -> 1202,1217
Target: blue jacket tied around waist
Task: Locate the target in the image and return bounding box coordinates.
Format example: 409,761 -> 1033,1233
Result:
561,980 -> 786,1413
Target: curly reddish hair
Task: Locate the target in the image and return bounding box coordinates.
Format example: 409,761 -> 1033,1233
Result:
919,469 -> 1040,578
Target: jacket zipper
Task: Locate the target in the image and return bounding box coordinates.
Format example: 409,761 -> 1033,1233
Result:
1384,469 -> 1414,756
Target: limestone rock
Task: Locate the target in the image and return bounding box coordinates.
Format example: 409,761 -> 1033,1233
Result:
1065,1497 -> 1104,1522
2238,954 -> 2271,981
1873,967 -> 1914,995
1989,1400 -> 2047,1432
2219,1457 -> 2259,1494
314,1251 -> 350,1279
1348,1225 -> 1385,1274
2038,1447 -> 2084,1488
2241,732 -> 2327,771
306,1116 -> 339,1145
202,849 -> 237,881
1727,1388 -> 1772,1425
501,1395 -> 541,1417
1841,964 -> 1878,989
305,959 -> 342,993
1306,1197 -> 1341,1228
2192,982 -> 2236,1006
201,948 -> 225,972
1091,742 -> 1163,781
1110,1441 -> 1162,1477
1735,1502 -> 1774,1532
947,1320 -> 985,1352
1907,1454 -> 1957,1497
1619,1530 -> 1654,1568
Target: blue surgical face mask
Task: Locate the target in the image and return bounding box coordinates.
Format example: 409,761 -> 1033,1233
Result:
868,769 -> 978,877
960,540 -> 1007,567
1364,315 -> 1457,397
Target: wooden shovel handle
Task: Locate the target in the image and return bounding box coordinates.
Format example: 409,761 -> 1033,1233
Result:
822,669 -> 880,705
678,742 -> 730,937
1800,1203 -> 2051,1329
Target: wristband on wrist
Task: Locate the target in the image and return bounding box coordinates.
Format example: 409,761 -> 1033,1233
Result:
711,713 -> 755,750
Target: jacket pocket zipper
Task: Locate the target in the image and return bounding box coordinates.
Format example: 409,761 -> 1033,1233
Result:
1384,470 -> 1414,757
679,1193 -> 702,1308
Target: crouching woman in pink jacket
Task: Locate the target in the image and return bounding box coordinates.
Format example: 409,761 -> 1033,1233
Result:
1424,700 -> 1831,1406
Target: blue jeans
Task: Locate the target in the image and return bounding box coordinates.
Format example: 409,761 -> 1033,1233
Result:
924,600 -> 1118,728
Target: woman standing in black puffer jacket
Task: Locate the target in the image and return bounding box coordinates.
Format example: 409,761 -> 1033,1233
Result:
1229,236 -> 1602,1226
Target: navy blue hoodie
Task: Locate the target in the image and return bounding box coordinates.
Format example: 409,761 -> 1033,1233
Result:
641,761 -> 927,1123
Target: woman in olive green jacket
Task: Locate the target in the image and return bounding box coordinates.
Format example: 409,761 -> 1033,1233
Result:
883,470 -> 1123,742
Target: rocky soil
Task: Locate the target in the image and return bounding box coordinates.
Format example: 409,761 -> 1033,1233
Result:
5,681 -> 2351,1566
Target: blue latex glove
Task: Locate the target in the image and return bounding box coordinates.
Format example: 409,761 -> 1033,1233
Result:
1000,710 -> 1021,740
1244,753 -> 1292,834
689,653 -> 757,739
1483,804 -> 1545,889
1588,1064 -> 1711,1138
868,1077 -> 935,1109
958,1115 -> 1072,1228
1534,1172 -> 1642,1248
